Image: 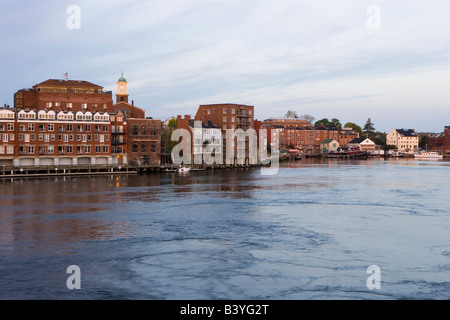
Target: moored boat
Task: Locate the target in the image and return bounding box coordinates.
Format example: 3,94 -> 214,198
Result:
414,151 -> 443,159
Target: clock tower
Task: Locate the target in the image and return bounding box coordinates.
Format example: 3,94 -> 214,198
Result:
116,72 -> 129,104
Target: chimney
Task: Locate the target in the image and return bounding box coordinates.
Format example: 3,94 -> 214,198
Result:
132,100 -> 134,106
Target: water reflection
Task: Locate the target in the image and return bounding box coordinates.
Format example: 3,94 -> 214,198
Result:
1,159 -> 450,299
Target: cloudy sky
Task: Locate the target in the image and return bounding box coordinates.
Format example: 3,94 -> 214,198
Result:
1,0 -> 449,132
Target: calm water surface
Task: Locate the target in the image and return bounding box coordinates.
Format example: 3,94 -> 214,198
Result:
1,158 -> 450,300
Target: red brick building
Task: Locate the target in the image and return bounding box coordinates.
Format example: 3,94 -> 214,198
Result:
1,74 -> 161,168
256,118 -> 359,154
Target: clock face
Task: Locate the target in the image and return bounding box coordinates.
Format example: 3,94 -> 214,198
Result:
120,85 -> 124,91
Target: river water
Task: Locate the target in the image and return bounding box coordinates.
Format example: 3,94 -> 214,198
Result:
1,158 -> 449,300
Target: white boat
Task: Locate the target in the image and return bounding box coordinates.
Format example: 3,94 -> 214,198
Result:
177,166 -> 191,173
414,151 -> 443,159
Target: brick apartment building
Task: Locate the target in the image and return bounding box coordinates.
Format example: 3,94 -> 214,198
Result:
0,74 -> 160,168
254,118 -> 359,154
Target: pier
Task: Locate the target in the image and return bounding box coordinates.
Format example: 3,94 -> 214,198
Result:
0,164 -> 137,178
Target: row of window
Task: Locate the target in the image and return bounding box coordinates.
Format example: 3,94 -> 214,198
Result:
14,123 -> 109,133
0,145 -> 14,154
131,142 -> 157,153
16,145 -> 109,155
45,102 -> 108,110
202,108 -> 253,116
5,133 -> 110,143
131,125 -> 157,136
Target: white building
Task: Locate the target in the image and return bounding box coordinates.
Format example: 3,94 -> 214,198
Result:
386,129 -> 419,152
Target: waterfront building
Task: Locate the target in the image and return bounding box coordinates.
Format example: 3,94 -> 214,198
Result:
111,74 -> 161,166
320,139 -> 339,154
256,118 -> 359,154
1,75 -> 160,168
386,129 -> 419,152
348,137 -> 376,153
194,104 -> 255,164
176,115 -> 222,165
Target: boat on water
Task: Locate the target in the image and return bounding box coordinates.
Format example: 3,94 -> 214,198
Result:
177,166 -> 191,173
414,151 -> 443,159
327,146 -> 368,159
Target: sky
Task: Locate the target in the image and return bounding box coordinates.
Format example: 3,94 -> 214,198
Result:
1,0 -> 449,132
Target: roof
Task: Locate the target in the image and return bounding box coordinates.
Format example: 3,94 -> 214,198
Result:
396,129 -> 417,137
188,119 -> 219,129
320,139 -> 337,144
33,79 -> 103,89
349,137 -> 367,144
118,72 -> 127,82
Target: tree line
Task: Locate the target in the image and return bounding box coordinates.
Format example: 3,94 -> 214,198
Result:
284,110 -> 385,145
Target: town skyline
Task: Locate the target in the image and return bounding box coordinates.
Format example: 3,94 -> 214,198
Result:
2,0 -> 449,133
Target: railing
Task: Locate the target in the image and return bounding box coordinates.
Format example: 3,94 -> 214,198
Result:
0,164 -> 135,176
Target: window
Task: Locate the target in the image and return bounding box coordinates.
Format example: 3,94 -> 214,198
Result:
67,103 -> 72,109
77,134 -> 81,141
95,146 -> 101,153
64,135 -> 69,143
28,123 -> 35,131
28,146 -> 35,154
0,146 -> 4,154
77,146 -> 83,155
66,146 -> 73,153
103,146 -> 108,153
48,124 -> 54,131
44,134 -> 50,142
2,134 -> 7,142
48,146 -> 54,154
85,125 -> 91,132
132,142 -> 138,152
77,125 -> 83,132
85,146 -> 91,153
223,108 -> 227,114
223,117 -> 227,122
208,109 -> 211,114
150,141 -> 156,153
7,123 -> 14,131
7,146 -> 14,154
82,103 -> 87,109
67,124 -> 73,132
141,125 -> 147,135
39,146 -> 46,155
100,135 -> 104,143
82,135 -> 87,143
46,102 -> 52,108
39,124 -> 45,132
132,125 -> 138,135
141,142 -> 147,152
150,126 -> 157,136
102,125 -> 108,132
